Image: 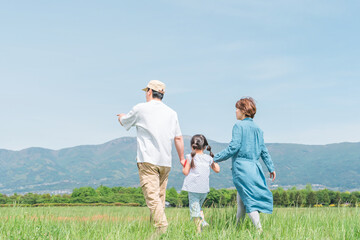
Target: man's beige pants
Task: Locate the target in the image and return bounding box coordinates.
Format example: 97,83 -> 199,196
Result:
137,162 -> 171,231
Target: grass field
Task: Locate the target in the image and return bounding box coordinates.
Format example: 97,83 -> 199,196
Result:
0,206 -> 359,239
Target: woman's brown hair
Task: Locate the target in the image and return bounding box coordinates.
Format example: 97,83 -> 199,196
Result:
235,97 -> 257,118
190,134 -> 214,169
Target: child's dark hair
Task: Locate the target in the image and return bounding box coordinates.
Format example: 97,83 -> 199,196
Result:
190,134 -> 214,169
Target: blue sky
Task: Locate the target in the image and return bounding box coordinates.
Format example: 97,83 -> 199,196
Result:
1,1 -> 359,150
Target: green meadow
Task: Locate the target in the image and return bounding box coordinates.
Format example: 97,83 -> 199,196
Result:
0,206 -> 359,239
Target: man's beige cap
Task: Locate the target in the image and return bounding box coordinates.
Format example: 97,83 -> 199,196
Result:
142,80 -> 166,94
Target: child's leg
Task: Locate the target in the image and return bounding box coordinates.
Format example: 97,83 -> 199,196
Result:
200,210 -> 206,223
236,192 -> 246,223
189,192 -> 204,232
200,210 -> 205,220
200,210 -> 209,227
194,217 -> 202,233
199,193 -> 209,227
247,211 -> 262,229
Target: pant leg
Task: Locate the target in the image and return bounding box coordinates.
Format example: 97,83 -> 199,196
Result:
137,162 -> 169,229
236,192 -> 246,223
159,165 -> 171,209
199,193 -> 207,222
188,192 -> 203,219
199,193 -> 207,208
247,211 -> 262,229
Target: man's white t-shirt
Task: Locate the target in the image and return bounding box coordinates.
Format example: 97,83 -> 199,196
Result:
120,100 -> 182,167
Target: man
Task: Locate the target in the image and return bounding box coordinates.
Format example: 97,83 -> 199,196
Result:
117,80 -> 185,233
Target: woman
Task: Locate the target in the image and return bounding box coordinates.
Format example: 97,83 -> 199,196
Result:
214,97 -> 276,232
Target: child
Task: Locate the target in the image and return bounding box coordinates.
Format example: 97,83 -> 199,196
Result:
181,134 -> 220,233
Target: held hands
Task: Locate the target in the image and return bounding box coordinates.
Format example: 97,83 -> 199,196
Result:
181,158 -> 190,176
211,162 -> 220,173
180,159 -> 187,167
270,171 -> 276,181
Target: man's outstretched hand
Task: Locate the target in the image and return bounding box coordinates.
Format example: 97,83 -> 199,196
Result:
117,114 -> 126,125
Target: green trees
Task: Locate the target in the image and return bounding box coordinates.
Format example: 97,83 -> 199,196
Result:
273,191 -> 281,206
322,191 -> 330,206
21,193 -> 38,205
72,187 -> 97,198
334,192 -> 342,206
270,188 -> 360,208
305,184 -> 312,192
288,192 -> 295,206
0,194 -> 7,204
96,185 -> 112,196
166,187 -> 180,207
0,186 -> 359,208
350,194 -> 358,207
71,187 -> 99,203
281,191 -> 290,207
306,191 -> 317,207
204,188 -> 221,207
218,189 -> 234,206
341,192 -> 351,203
294,191 -> 305,207
179,191 -> 188,207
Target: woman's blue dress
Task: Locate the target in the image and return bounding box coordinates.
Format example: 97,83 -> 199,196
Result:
214,118 -> 275,214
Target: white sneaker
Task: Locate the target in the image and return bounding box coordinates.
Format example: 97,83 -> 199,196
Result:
202,220 -> 210,227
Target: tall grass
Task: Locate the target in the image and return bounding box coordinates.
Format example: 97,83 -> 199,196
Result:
0,206 -> 359,239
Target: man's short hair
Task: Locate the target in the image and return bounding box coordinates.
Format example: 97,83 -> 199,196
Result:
147,88 -> 164,100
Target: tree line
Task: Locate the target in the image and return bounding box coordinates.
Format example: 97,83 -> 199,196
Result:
0,185 -> 359,207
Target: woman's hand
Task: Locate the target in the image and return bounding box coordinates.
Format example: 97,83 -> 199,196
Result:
270,171 -> 276,181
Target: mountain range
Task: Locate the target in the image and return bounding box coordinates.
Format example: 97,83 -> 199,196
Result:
0,137 -> 359,194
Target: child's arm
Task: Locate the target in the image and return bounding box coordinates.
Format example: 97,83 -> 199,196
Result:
211,162 -> 220,173
182,159 -> 191,176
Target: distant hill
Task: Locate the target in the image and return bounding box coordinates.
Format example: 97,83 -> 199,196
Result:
0,137 -> 359,194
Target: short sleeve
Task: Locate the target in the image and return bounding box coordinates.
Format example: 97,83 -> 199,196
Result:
120,106 -> 138,131
173,113 -> 182,137
208,155 -> 214,166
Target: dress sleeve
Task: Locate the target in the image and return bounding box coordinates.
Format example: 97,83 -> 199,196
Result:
214,124 -> 242,163
260,131 -> 275,173
120,106 -> 138,131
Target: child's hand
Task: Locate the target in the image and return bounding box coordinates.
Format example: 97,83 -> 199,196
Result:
182,159 -> 190,176
211,162 -> 220,173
